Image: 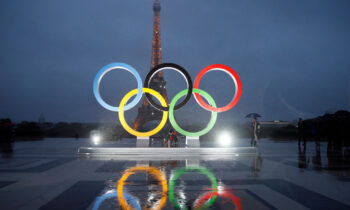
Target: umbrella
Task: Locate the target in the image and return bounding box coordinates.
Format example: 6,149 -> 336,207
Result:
245,113 -> 261,118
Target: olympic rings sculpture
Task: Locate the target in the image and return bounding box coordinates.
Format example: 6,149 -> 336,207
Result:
93,62 -> 242,137
119,88 -> 168,137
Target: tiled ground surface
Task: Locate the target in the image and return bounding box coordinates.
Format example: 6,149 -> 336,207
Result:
0,138 -> 349,209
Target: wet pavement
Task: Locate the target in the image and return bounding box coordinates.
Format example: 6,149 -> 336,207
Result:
0,138 -> 349,210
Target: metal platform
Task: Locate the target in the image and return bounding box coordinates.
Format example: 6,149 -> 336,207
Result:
77,147 -> 258,159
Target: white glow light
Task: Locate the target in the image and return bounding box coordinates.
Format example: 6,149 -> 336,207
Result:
92,134 -> 101,145
219,132 -> 231,146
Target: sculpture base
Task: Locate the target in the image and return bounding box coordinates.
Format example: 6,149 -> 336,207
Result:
136,137 -> 150,147
186,136 -> 200,147
78,147 -> 258,159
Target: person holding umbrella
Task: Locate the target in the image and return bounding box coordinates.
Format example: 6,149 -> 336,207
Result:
246,113 -> 261,147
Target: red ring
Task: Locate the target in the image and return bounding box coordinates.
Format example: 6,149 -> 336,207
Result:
194,191 -> 242,210
194,64 -> 242,112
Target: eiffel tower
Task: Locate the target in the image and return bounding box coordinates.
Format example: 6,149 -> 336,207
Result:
132,0 -> 169,132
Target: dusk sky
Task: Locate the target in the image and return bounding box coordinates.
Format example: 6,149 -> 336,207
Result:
1,0 -> 349,124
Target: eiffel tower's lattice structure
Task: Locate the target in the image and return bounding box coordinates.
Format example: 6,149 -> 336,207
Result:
132,0 -> 169,131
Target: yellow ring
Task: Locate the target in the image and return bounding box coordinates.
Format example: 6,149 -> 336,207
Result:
118,88 -> 168,137
117,166 -> 168,210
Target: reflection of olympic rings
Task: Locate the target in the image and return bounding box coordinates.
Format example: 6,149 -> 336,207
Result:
194,190 -> 242,210
117,166 -> 168,210
107,165 -> 242,210
144,63 -> 193,111
93,63 -> 143,112
169,89 -> 217,137
92,190 -> 141,210
169,166 -> 218,210
119,88 -> 168,137
194,64 -> 242,112
93,62 -> 242,137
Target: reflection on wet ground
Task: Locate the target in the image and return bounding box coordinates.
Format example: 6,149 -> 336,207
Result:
0,138 -> 349,209
92,165 -> 244,210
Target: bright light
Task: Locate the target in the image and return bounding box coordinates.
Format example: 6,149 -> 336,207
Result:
90,130 -> 102,145
219,132 -> 232,146
91,134 -> 101,145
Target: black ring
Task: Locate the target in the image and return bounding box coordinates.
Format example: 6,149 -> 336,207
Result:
144,63 -> 193,111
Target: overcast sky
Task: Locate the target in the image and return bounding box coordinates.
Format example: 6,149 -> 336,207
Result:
0,0 -> 349,124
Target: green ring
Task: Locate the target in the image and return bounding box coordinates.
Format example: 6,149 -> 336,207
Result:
169,166 -> 218,210
169,88 -> 217,137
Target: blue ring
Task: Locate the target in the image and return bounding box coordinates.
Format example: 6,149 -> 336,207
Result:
92,190 -> 141,210
93,63 -> 143,112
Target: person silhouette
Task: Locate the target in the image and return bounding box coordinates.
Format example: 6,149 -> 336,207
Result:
166,128 -> 178,148
250,118 -> 260,147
